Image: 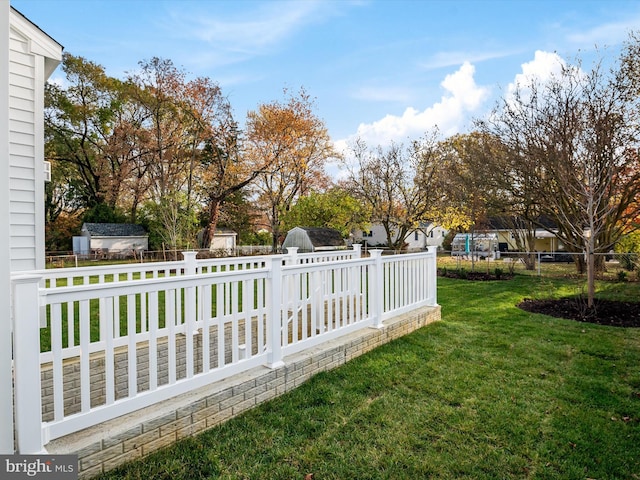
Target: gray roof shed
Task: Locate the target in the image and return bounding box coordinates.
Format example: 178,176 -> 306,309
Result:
82,223 -> 147,237
282,227 -> 346,253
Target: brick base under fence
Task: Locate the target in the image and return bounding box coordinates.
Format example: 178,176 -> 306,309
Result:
44,304 -> 440,479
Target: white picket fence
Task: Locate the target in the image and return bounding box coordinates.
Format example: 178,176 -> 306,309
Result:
10,246 -> 437,454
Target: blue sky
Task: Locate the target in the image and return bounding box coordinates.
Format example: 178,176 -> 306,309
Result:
11,0 -> 640,153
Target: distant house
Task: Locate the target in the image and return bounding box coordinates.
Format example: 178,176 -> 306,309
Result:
80,223 -> 149,253
406,222 -> 448,250
485,216 -> 566,253
354,222 -> 448,251
282,227 -> 346,253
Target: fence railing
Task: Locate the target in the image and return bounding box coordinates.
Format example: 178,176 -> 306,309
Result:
10,246 -> 437,454
45,245 -> 359,267
37,245 -> 363,290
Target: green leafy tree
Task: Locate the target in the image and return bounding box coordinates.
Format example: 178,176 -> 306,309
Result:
615,232 -> 640,271
281,188 -> 369,238
140,192 -> 198,250
45,53 -> 133,211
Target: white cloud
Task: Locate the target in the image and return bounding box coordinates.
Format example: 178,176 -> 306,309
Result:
509,50 -> 565,88
165,1 -> 353,60
505,50 -> 567,105
337,61 -> 489,150
567,17 -> 640,47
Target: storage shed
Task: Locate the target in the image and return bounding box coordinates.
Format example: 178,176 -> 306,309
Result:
282,227 -> 346,253
80,223 -> 149,254
208,229 -> 237,254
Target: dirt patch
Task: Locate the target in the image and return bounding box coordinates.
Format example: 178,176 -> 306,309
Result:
517,297 -> 640,328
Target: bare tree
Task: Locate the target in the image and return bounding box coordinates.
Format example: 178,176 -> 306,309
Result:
343,135 -> 443,252
481,51 -> 640,307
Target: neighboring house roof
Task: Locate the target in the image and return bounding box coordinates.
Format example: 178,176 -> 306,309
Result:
82,223 -> 147,237
486,216 -> 558,231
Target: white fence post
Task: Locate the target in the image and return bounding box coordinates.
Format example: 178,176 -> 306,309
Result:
426,246 -> 438,306
266,256 -> 285,368
12,274 -> 46,453
369,249 -> 384,328
285,247 -> 299,265
182,250 -> 198,275
352,244 -> 362,259
182,251 -> 199,378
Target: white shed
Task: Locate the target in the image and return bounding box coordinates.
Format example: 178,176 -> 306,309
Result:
81,223 -> 149,254
208,229 -> 237,255
1,1 -> 63,453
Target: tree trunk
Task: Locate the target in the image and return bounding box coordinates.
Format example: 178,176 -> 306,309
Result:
270,206 -> 280,253
586,237 -> 595,309
204,199 -> 221,250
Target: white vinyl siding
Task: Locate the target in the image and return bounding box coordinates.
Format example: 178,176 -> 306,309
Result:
2,5 -> 62,453
8,26 -> 38,271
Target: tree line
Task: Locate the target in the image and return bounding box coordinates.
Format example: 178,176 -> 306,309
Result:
46,36 -> 640,306
45,55 -> 337,252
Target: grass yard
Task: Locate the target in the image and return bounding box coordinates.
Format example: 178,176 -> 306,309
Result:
95,275 -> 640,480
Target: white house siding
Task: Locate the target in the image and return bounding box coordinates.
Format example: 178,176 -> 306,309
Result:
356,224 -> 448,251
0,0 -> 13,455
1,3 -> 62,454
9,24 -> 40,271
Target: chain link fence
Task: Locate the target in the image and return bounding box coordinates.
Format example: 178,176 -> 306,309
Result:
438,251 -> 640,282
45,246 -> 275,268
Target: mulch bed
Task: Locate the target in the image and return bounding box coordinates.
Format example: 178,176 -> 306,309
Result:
517,297 -> 640,328
438,269 -> 640,328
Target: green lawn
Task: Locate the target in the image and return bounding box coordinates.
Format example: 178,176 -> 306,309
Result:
95,275 -> 640,480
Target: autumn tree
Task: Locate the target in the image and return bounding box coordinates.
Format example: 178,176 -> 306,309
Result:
480,46 -> 640,307
130,58 -> 252,249
128,58 -> 195,202
433,132 -> 545,268
45,53 -> 129,212
190,87 -> 270,249
247,88 -> 335,252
